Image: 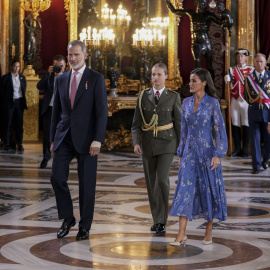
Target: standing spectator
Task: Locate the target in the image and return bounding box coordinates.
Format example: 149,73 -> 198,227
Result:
131,63 -> 181,236
244,53 -> 270,174
224,48 -> 254,156
0,60 -> 27,153
37,55 -> 66,168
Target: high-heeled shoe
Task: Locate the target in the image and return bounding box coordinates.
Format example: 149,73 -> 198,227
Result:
203,239 -> 212,245
170,235 -> 188,247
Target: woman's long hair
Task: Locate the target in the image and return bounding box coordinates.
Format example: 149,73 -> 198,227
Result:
190,68 -> 219,100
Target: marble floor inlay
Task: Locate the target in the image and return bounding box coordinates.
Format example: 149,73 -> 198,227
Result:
0,144 -> 270,270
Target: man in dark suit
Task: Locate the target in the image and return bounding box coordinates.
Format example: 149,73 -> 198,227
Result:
0,60 -> 27,153
50,40 -> 108,241
132,63 -> 181,236
244,53 -> 270,174
37,55 -> 66,168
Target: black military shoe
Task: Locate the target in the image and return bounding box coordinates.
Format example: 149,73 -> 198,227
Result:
262,160 -> 269,170
57,217 -> 76,238
76,228 -> 89,241
156,223 -> 166,236
150,224 -> 159,232
252,170 -> 259,174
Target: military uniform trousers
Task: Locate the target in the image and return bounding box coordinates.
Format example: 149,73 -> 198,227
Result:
142,153 -> 174,225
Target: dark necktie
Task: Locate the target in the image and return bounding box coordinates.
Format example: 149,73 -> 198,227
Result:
155,91 -> 160,105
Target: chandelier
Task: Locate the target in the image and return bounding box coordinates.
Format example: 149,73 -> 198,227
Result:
101,3 -> 131,27
19,0 -> 51,21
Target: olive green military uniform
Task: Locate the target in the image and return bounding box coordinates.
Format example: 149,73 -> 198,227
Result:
132,88 -> 181,225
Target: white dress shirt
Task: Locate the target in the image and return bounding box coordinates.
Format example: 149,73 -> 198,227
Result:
12,73 -> 22,99
153,86 -> 165,97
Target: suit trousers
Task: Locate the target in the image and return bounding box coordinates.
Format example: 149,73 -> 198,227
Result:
142,153 -> 174,225
3,100 -> 24,145
50,129 -> 98,230
42,106 -> 52,161
249,119 -> 270,171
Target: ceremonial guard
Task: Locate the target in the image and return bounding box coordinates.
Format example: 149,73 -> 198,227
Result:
244,53 -> 270,174
132,63 -> 181,236
225,48 -> 254,156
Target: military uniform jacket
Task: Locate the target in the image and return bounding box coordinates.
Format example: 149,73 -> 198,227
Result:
244,69 -> 270,122
132,88 -> 181,156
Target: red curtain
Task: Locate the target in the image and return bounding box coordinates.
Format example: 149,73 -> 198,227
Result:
39,0 -> 68,73
256,0 -> 270,59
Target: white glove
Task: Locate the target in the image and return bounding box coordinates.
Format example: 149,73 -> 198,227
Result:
224,75 -> 231,83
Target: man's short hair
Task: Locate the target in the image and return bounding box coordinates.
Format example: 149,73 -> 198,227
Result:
67,40 -> 87,53
254,53 -> 267,60
11,59 -> 20,66
53,55 -> 66,62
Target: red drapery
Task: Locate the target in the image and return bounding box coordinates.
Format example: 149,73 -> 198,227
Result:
39,0 -> 68,73
256,0 -> 270,59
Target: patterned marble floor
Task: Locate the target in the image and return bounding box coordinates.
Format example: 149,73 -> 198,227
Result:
0,143 -> 270,270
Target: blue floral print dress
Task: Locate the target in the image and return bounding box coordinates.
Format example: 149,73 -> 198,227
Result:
170,93 -> 228,221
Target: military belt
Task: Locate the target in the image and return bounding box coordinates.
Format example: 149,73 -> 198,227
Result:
144,123 -> 173,137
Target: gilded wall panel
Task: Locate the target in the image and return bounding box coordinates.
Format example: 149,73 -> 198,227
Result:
238,0 -> 255,66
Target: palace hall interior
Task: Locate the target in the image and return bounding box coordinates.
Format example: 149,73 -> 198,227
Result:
1,0 -> 270,269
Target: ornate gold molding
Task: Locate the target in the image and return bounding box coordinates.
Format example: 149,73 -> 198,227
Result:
167,1 -> 183,89
19,6 -> 25,71
1,0 -> 9,74
64,0 -> 78,41
238,0 -> 255,66
107,96 -> 137,117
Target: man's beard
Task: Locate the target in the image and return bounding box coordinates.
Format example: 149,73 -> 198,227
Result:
69,58 -> 85,70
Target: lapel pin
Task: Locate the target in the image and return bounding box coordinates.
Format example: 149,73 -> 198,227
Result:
85,81 -> 88,89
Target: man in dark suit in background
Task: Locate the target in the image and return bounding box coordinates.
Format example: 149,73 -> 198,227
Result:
244,53 -> 270,174
37,55 -> 66,168
0,60 -> 27,153
50,40 -> 108,241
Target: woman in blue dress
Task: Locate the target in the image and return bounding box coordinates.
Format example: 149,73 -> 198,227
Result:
170,68 -> 228,247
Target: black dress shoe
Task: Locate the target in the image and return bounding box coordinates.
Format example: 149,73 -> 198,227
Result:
156,223 -> 166,236
150,224 -> 159,232
76,228 -> 89,241
57,217 -> 76,238
4,145 -> 9,151
262,160 -> 269,170
40,158 -> 48,169
18,145 -> 24,154
252,170 -> 259,174
232,150 -> 241,157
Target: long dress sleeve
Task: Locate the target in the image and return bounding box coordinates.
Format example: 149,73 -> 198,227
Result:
212,99 -> 228,158
177,100 -> 188,157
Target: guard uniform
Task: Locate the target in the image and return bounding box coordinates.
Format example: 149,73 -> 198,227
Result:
225,48 -> 253,156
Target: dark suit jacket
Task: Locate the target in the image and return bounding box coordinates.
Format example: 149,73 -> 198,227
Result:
132,87 -> 181,156
0,72 -> 27,109
244,69 -> 270,123
37,71 -> 55,116
50,66 -> 108,154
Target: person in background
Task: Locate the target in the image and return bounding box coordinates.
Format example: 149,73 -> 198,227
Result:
132,63 -> 181,236
170,68 -> 228,247
0,59 -> 27,153
225,48 -> 254,157
37,55 -> 66,168
244,53 -> 270,174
